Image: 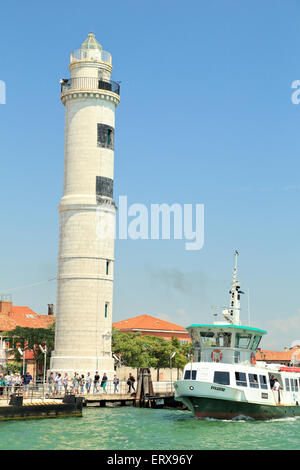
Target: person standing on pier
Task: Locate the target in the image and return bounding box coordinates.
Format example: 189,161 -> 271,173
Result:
79,375 -> 85,394
113,375 -> 119,393
94,371 -> 100,394
73,373 -> 80,394
48,373 -> 55,396
101,373 -> 108,393
85,373 -> 92,394
63,373 -> 69,393
127,373 -> 135,393
22,372 -> 33,397
55,373 -> 63,395
0,375 -> 7,396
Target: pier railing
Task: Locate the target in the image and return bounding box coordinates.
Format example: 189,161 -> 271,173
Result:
0,380 -> 174,403
0,384 -> 50,404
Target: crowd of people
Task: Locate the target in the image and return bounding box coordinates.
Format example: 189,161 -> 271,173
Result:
47,371 -> 136,396
0,372 -> 33,395
0,370 -> 136,397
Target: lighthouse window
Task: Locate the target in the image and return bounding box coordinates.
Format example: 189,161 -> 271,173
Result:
213,371 -> 230,386
107,129 -> 112,146
105,303 -> 109,318
248,374 -> 259,388
106,260 -> 110,275
235,372 -> 247,387
235,333 -> 252,349
97,124 -> 114,150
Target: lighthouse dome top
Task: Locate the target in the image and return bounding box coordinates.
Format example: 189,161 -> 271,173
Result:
70,33 -> 112,66
81,33 -> 102,51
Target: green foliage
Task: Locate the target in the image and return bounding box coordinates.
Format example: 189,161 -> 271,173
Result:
5,361 -> 22,374
112,327 -> 192,369
4,322 -> 55,369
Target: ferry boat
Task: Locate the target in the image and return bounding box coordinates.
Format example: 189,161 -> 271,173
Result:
174,251 -> 300,420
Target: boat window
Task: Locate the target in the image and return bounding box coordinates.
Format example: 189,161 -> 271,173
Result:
291,379 -> 295,392
200,332 -> 216,347
285,378 -> 290,391
248,373 -> 259,388
184,370 -> 197,380
215,332 -> 232,348
213,371 -> 230,386
259,375 -> 268,390
235,372 -> 247,387
251,335 -> 262,351
235,333 -> 252,349
234,351 -> 240,363
295,379 -> 299,392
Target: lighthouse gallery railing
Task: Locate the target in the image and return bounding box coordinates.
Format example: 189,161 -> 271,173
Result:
61,78 -> 120,96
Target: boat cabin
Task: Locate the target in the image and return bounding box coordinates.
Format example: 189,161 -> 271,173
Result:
187,324 -> 267,366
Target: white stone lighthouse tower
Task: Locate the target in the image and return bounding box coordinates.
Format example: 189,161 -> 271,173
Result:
50,33 -> 120,377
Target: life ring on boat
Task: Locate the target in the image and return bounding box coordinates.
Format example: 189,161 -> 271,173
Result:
250,353 -> 256,365
211,349 -> 223,362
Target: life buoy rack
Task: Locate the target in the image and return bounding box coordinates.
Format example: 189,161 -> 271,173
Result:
211,349 -> 223,362
251,353 -> 256,365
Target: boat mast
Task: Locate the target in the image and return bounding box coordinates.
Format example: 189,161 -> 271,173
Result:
223,250 -> 244,325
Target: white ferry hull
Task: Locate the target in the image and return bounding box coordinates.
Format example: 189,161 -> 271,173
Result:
174,380 -> 300,420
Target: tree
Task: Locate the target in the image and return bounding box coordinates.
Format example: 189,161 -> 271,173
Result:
4,322 -> 55,371
112,328 -> 193,376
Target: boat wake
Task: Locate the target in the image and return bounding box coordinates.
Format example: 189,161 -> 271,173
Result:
198,415 -> 299,423
199,415 -> 254,422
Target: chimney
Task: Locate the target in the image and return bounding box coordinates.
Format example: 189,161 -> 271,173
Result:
48,304 -> 54,316
0,297 -> 13,316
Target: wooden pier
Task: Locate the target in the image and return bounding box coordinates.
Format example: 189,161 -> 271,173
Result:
80,369 -> 182,409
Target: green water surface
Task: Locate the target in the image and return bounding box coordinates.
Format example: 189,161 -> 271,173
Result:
0,407 -> 299,450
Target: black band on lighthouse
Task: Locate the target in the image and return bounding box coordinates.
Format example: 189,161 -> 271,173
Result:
96,176 -> 114,198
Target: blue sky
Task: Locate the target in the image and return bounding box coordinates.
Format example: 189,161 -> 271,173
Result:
1,0 -> 300,350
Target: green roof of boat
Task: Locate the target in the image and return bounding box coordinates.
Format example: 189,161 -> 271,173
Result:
187,324 -> 267,334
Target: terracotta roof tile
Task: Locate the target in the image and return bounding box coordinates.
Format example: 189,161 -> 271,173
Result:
256,348 -> 300,361
113,314 -> 187,332
0,306 -> 54,332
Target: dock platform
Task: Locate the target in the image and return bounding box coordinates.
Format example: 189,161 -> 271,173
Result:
0,393 -> 83,421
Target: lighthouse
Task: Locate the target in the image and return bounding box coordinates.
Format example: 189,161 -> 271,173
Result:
50,34 -> 120,377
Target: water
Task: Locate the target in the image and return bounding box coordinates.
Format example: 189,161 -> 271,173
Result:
0,407 -> 299,450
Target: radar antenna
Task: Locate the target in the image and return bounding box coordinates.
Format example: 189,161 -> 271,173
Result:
222,250 -> 244,325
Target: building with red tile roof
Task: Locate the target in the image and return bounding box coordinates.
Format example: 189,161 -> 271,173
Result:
0,300 -> 55,375
113,314 -> 191,343
256,346 -> 300,367
0,301 -> 54,332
